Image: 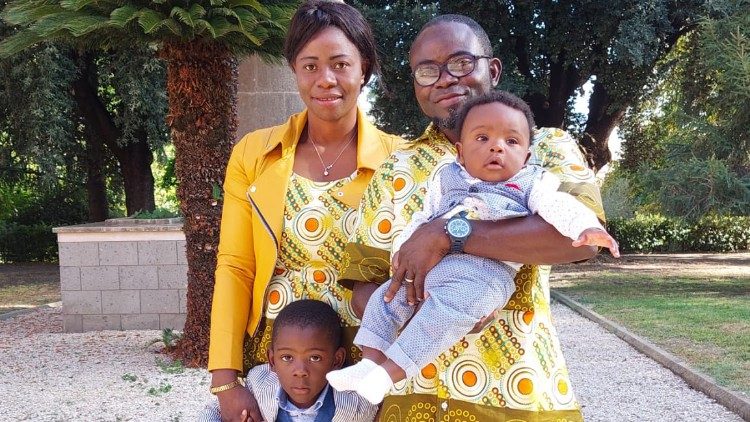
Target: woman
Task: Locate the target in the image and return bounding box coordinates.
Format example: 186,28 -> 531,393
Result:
205,1 -> 403,420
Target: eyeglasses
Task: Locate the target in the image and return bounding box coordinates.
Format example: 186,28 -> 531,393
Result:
412,54 -> 491,87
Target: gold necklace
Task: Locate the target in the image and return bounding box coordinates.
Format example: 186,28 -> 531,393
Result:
307,129 -> 357,176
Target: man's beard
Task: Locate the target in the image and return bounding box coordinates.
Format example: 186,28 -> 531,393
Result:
431,106 -> 459,131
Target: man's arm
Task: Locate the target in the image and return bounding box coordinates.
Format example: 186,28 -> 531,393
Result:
391,128 -> 603,293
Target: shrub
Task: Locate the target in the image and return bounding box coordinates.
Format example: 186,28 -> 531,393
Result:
0,222 -> 57,263
607,213 -> 750,253
688,215 -> 750,252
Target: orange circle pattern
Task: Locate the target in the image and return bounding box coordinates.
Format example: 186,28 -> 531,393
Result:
304,217 -> 319,231
378,219 -> 392,234
268,290 -> 280,305
462,370 -> 478,387
518,378 -> 533,395
312,270 -> 326,283
421,363 -> 437,379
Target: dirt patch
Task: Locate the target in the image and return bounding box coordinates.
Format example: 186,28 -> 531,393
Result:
0,263 -> 60,312
551,252 -> 750,280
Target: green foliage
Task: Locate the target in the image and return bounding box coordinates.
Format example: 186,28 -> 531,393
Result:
146,328 -> 183,350
155,357 -> 185,374
121,373 -> 138,382
0,222 -> 57,262
0,0 -> 299,59
600,165 -> 638,220
608,213 -> 750,253
690,215 -> 750,252
620,0 -> 750,220
355,0 -> 709,143
133,207 -> 180,219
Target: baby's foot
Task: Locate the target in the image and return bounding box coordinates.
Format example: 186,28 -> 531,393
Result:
326,359 -> 377,391
356,365 -> 393,404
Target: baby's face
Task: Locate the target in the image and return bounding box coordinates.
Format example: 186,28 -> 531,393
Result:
457,102 -> 531,182
268,325 -> 344,409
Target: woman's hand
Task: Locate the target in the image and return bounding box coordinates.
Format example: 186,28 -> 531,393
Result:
386,219 -> 449,304
212,370 -> 263,422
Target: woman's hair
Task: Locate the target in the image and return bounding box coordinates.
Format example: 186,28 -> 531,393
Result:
271,299 -> 343,349
455,90 -> 536,141
283,0 -> 379,86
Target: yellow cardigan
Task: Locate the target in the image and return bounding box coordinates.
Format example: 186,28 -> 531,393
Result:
208,109 -> 404,371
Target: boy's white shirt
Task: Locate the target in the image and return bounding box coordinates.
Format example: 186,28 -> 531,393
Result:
245,363 -> 378,422
393,163 -> 604,268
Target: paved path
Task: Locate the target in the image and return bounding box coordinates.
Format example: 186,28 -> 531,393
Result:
553,302 -> 744,421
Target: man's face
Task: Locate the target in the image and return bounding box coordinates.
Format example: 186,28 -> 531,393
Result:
268,325 -> 345,409
409,22 -> 501,131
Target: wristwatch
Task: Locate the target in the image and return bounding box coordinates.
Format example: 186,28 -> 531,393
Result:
444,211 -> 472,254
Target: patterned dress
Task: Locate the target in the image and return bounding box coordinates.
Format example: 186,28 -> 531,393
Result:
243,172 -> 364,370
341,124 -> 604,422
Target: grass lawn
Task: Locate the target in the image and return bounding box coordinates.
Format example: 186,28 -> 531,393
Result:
554,272 -> 750,395
0,263 -> 60,314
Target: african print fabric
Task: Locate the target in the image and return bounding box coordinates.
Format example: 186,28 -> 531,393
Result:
243,172 -> 363,371
341,124 -> 604,421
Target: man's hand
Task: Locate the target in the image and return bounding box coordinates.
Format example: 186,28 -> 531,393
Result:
572,228 -> 620,258
212,369 -> 263,422
386,219 -> 449,304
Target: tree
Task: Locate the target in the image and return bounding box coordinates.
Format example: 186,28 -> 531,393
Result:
0,0 -> 296,365
618,0 -> 750,220
356,0 -> 713,172
1,10 -> 169,221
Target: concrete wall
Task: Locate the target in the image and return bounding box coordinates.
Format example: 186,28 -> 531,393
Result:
54,221 -> 187,332
236,55 -> 304,140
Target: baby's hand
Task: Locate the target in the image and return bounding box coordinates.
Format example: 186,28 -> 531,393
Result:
572,228 -> 620,258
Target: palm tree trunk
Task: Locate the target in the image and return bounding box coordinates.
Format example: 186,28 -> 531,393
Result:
162,40 -> 238,366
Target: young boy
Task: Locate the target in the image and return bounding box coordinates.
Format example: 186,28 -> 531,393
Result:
199,299 -> 377,422
327,91 -> 620,404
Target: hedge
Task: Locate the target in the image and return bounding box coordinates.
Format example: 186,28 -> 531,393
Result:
0,222 -> 57,263
607,214 -> 750,253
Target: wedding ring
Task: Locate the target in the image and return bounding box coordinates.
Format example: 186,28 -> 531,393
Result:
404,277 -> 414,284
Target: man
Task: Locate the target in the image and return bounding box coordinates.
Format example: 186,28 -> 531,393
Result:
341,14 -> 603,421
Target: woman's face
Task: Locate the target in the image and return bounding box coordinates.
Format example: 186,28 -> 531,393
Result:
292,26 -> 365,124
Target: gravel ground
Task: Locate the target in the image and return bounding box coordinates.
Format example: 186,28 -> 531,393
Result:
0,304 -> 743,421
554,302 -> 743,421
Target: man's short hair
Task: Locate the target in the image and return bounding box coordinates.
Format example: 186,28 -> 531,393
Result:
271,299 -> 343,349
416,14 -> 493,56
455,91 -> 536,141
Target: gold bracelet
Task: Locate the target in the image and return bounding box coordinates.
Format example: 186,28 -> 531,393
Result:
210,377 -> 245,395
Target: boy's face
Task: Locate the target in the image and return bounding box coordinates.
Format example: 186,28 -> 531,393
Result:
457,102 -> 531,182
268,325 -> 345,409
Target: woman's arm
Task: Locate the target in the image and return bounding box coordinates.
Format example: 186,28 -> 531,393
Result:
209,137 -> 262,421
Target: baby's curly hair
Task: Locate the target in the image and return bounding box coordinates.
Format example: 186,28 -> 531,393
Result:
271,299 -> 343,349
455,91 -> 536,142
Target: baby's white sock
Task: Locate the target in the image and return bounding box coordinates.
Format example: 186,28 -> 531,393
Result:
326,358 -> 377,391
356,365 -> 393,405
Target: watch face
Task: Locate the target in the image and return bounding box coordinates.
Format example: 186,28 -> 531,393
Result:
447,218 -> 471,238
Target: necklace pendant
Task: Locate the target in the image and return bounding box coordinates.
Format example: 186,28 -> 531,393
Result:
323,169 -> 329,176
323,165 -> 333,176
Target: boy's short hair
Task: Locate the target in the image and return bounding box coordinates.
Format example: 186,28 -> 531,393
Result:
272,299 -> 343,349
455,91 -> 536,142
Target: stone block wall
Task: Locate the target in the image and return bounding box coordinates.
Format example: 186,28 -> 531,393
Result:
54,220 -> 188,333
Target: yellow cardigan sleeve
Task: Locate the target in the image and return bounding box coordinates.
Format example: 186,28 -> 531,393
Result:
208,135 -> 258,371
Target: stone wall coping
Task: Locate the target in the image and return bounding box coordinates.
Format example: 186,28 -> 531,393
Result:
53,217 -> 184,234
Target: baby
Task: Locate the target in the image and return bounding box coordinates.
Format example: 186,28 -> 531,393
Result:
327,91 -> 619,404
